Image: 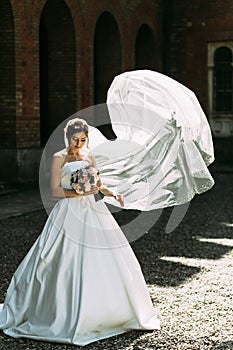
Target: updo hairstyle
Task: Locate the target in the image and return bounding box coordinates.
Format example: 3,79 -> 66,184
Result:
64,118 -> 89,147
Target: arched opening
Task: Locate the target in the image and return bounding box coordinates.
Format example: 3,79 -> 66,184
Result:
213,46 -> 233,113
0,0 -> 15,149
94,12 -> 122,105
94,12 -> 121,139
39,0 -> 76,146
135,24 -> 156,70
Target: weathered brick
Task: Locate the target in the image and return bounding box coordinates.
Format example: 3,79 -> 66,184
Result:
3,0 -> 232,182
0,0 -> 163,182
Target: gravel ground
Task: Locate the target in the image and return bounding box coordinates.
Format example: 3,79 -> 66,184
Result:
0,171 -> 232,350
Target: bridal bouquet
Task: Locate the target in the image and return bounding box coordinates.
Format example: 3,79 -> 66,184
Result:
70,165 -> 105,201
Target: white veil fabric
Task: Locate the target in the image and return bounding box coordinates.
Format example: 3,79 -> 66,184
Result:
88,70 -> 215,211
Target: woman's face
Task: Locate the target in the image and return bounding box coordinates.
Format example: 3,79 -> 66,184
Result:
69,132 -> 87,153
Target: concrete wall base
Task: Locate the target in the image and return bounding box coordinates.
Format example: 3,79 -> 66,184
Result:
0,148 -> 43,185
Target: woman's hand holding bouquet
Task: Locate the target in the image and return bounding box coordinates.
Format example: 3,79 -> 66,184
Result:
72,183 -> 99,197
70,166 -> 99,197
70,165 -> 124,206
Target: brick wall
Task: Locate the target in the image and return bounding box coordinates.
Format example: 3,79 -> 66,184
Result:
0,0 -> 16,148
1,0 -> 232,184
165,0 -> 233,164
165,0 -> 233,110
2,0 -> 232,183
0,0 -> 163,182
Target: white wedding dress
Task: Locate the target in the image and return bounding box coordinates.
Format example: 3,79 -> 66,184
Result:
0,69 -> 215,346
0,160 -> 160,346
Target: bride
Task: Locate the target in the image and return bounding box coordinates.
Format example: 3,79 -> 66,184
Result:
0,117 -> 161,346
0,68 -> 215,347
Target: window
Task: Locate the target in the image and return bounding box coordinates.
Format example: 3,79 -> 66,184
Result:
207,42 -> 233,136
213,47 -> 233,113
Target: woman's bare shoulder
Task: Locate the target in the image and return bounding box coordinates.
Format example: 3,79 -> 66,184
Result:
52,149 -> 68,167
53,149 -> 67,159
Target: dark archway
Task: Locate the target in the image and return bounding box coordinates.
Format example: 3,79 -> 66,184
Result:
0,0 -> 15,149
39,0 -> 76,146
135,24 -> 156,69
94,12 -> 122,105
94,12 -> 121,139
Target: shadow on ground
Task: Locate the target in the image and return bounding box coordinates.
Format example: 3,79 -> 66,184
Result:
0,173 -> 232,349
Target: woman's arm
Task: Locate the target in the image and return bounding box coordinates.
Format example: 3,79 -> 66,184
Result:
50,155 -> 80,198
50,154 -> 98,198
98,184 -> 124,207
89,153 -> 124,207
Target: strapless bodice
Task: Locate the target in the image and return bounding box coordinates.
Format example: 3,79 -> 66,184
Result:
61,160 -> 90,189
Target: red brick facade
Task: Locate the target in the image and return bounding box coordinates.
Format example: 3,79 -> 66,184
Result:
0,0 -> 232,183
0,0 -> 163,182
165,0 -> 233,109
165,0 -> 233,164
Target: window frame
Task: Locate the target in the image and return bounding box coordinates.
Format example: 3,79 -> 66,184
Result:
207,42 -> 233,137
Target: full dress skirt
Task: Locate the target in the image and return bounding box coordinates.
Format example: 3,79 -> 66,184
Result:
0,164 -> 160,346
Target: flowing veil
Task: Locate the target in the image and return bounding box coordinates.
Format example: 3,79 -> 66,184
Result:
87,70 -> 215,210
0,70 -> 216,347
